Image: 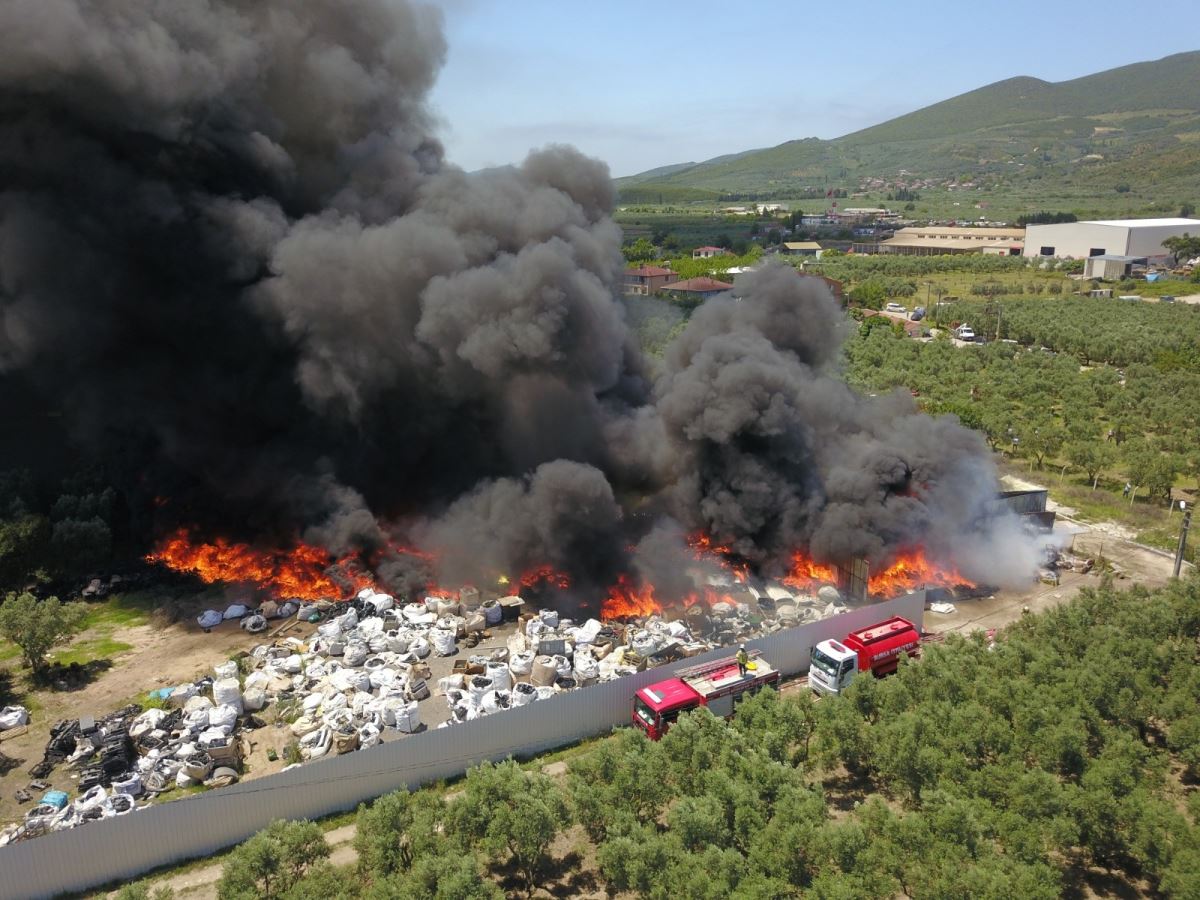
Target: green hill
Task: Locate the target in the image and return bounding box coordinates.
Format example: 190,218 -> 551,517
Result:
616,51 -> 1200,203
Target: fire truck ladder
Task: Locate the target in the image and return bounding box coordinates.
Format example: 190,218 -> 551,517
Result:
674,650 -> 762,682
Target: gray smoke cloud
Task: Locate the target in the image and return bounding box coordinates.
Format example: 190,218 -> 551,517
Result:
0,0 -> 1040,601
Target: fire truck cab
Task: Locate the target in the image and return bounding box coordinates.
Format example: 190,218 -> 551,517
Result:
808,616 -> 920,696
632,652 -> 780,740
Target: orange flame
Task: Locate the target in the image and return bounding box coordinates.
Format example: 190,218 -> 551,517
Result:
146,529 -> 365,601
781,552 -> 839,592
867,549 -> 971,596
519,565 -> 572,590
601,574 -> 663,619
783,548 -> 973,599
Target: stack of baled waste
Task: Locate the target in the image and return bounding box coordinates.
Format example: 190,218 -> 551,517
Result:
434,609 -> 677,728
234,588 -> 483,756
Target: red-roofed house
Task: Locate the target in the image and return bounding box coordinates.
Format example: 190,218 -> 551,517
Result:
623,264 -> 679,295
662,276 -> 734,301
692,246 -> 731,259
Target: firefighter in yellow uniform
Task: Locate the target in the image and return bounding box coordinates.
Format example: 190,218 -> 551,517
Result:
736,644 -> 750,677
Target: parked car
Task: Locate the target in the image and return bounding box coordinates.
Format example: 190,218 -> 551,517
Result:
885,302 -> 907,314
910,307 -> 925,321
1161,295 -> 1175,303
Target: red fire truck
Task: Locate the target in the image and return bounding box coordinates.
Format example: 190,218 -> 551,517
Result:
808,615 -> 921,695
632,652 -> 781,740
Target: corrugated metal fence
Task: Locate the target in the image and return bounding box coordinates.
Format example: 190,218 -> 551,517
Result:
0,594 -> 924,899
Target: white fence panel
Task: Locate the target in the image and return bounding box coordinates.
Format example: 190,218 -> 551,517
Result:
0,593 -> 924,899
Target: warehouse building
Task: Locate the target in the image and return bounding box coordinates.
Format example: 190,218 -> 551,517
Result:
1023,218 -> 1198,262
875,226 -> 1025,256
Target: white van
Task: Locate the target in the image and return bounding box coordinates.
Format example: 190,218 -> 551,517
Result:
955,324 -> 976,341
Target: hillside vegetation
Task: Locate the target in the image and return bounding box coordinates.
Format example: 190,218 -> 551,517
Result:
131,578 -> 1200,899
616,51 -> 1200,205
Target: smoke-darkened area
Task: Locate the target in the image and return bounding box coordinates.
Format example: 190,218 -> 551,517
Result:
0,0 -> 1038,600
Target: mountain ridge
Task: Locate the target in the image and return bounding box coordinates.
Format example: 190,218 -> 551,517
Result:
616,51 -> 1200,200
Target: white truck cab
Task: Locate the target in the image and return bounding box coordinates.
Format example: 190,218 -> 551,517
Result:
808,639 -> 859,695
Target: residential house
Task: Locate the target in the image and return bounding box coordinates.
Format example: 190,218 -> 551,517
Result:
692,246 -> 730,259
623,265 -> 679,295
662,276 -> 734,301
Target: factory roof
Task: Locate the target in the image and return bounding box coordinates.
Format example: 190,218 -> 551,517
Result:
1078,218 -> 1200,228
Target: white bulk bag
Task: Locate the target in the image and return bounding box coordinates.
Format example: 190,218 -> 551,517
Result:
408,636 -> 431,659
76,786 -> 107,813
212,678 -> 243,714
334,608 -> 358,631
301,693 -> 324,714
485,661 -> 512,692
317,622 -> 342,640
509,650 -> 535,678
481,600 -> 502,626
213,660 -> 238,679
175,770 -> 196,789
394,700 -> 421,733
467,675 -> 493,705
370,667 -> 400,691
386,630 -> 410,653
368,633 -> 390,653
358,722 -> 381,749
197,609 -> 222,629
343,643 -> 368,667
437,674 -> 463,695
281,654 -> 304,674
223,604 -> 248,620
573,652 -> 600,682
170,683 -> 199,704
367,592 -> 395,613
535,686 -> 556,701
184,708 -> 210,732
631,631 -> 656,656
538,609 -> 560,629
429,628 -> 456,657
129,708 -> 166,739
357,617 -> 384,638
511,682 -> 537,706
244,671 -> 269,691
184,693 -> 213,712
111,772 -> 143,798
242,688 -> 266,712
402,603 -> 435,625
552,655 -> 571,678
304,659 -> 329,679
480,690 -> 512,715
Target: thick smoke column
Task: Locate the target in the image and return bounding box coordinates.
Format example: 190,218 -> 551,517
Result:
0,0 -> 1039,598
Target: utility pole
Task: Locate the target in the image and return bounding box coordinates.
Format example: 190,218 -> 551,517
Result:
1174,502 -> 1192,579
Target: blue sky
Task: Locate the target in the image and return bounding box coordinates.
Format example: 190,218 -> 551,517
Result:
428,1 -> 1200,178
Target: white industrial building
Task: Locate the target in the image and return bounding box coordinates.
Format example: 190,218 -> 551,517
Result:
1023,218 -> 1198,261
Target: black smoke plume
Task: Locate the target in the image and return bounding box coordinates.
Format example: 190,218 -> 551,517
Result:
0,0 -> 1038,600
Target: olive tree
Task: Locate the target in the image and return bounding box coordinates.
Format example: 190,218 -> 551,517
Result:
0,592 -> 87,675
